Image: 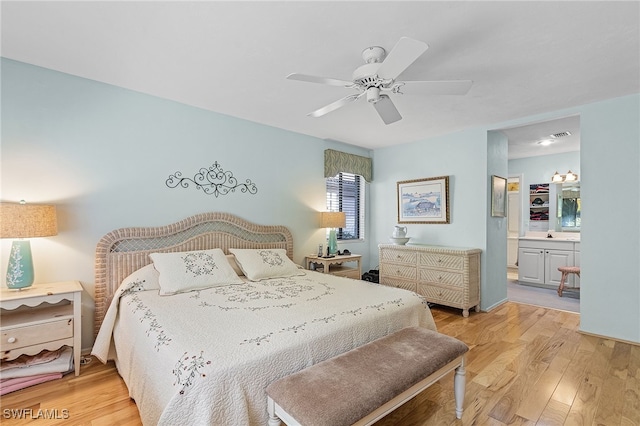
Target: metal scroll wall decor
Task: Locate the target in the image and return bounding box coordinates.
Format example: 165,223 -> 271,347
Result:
166,162 -> 258,197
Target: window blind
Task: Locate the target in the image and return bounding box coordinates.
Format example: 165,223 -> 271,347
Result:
326,173 -> 362,240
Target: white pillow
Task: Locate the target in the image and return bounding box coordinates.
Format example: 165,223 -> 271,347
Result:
121,264 -> 160,292
229,248 -> 304,281
226,254 -> 244,276
150,248 -> 244,295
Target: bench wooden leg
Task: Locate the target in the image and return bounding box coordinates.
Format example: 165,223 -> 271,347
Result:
454,356 -> 466,419
267,397 -> 282,426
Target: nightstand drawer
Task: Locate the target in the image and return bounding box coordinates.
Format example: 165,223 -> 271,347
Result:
330,266 -> 361,279
2,319 -> 73,351
419,253 -> 464,270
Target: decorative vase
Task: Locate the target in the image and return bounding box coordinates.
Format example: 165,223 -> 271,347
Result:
6,240 -> 34,290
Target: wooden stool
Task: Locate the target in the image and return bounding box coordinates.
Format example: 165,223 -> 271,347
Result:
557,266 -> 580,297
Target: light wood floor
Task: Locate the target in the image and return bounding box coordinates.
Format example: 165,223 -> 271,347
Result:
2,302 -> 638,425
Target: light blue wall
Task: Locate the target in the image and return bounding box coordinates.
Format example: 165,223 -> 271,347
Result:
0,59 -> 371,349
372,94 -> 639,343
370,128 -> 496,309
3,58 -> 639,346
485,130 -> 508,310
579,95 -> 639,342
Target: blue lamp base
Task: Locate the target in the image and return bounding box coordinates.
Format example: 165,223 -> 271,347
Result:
328,228 -> 338,255
6,240 -> 34,290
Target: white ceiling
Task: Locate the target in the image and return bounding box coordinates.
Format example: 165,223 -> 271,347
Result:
1,1 -> 638,157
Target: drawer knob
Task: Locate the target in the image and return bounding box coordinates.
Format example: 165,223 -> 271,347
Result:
438,275 -> 443,281
7,337 -> 16,344
437,258 -> 442,263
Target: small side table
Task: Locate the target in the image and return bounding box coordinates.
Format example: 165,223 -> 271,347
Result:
0,281 -> 83,376
305,254 -> 362,280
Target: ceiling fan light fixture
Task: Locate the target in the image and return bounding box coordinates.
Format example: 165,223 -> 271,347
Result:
366,87 -> 381,103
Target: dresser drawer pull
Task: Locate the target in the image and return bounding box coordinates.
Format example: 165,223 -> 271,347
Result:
438,275 -> 443,281
7,337 -> 16,344
396,270 -> 401,274
437,258 -> 442,263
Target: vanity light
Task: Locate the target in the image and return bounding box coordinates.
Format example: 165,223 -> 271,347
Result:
551,170 -> 579,183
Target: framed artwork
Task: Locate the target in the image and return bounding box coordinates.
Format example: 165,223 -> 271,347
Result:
491,175 -> 507,217
397,176 -> 450,224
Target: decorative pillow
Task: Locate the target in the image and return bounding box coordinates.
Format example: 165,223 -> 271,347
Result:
229,248 -> 304,281
226,254 -> 245,276
120,264 -> 160,292
150,248 -> 244,295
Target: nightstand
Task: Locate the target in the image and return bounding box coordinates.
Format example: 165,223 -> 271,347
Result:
305,254 -> 362,280
0,281 -> 82,376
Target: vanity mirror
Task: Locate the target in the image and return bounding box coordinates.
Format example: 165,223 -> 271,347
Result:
556,182 -> 580,231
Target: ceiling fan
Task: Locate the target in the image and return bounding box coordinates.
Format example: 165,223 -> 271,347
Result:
287,37 -> 472,125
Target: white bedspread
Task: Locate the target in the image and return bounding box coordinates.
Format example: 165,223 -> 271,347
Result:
92,271 -> 436,425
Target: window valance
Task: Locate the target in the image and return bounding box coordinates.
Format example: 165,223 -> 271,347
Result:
324,149 -> 373,182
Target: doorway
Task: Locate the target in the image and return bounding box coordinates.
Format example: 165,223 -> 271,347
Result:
501,115 -> 581,312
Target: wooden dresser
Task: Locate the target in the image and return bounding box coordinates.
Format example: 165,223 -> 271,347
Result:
379,244 -> 481,317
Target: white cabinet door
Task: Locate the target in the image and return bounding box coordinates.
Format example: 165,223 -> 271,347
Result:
544,249 -> 574,285
518,248 -> 544,284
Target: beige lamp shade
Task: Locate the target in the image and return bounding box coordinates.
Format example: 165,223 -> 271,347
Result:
320,211 -> 346,229
0,202 -> 58,238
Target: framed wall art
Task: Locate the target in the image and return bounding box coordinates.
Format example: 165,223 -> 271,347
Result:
397,176 -> 450,224
491,175 -> 507,217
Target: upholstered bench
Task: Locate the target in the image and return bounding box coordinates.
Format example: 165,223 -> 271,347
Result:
266,327 -> 469,426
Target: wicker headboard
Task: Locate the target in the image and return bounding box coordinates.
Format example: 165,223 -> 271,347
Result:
94,212 -> 294,336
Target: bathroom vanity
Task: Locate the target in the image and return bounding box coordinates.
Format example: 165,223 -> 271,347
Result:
518,234 -> 580,290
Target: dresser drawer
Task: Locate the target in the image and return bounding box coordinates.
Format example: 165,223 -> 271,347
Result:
419,253 -> 464,270
1,319 -> 73,351
380,263 -> 417,281
380,277 -> 417,292
419,269 -> 464,287
380,248 -> 417,265
418,284 -> 464,306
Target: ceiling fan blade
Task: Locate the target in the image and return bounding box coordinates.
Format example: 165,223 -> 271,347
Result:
376,37 -> 428,81
287,73 -> 354,88
372,95 -> 402,125
308,93 -> 363,117
400,80 -> 473,95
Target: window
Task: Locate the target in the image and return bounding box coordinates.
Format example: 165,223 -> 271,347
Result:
326,172 -> 364,241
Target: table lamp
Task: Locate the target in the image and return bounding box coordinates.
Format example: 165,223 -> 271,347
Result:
0,201 -> 58,290
320,211 -> 346,255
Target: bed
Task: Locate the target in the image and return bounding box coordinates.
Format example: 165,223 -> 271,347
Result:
91,212 -> 436,425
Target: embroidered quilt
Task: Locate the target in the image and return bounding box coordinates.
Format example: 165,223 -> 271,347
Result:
92,271 -> 436,425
